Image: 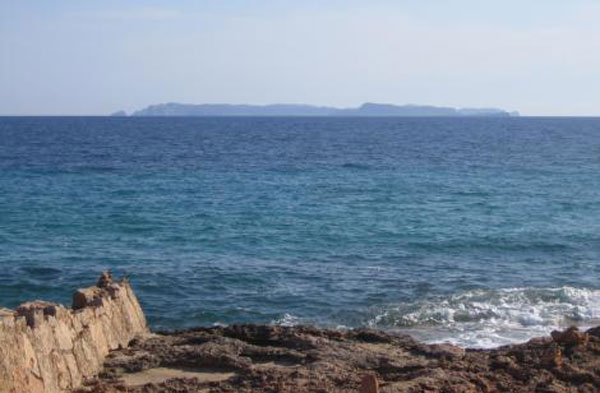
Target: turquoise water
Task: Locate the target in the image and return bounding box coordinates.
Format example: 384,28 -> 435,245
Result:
1,116 -> 599,347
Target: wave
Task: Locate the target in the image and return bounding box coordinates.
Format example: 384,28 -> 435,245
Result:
271,313 -> 302,327
268,287 -> 600,348
368,287 -> 600,348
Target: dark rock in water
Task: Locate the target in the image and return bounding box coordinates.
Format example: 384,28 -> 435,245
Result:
551,326 -> 588,347
586,326 -> 600,337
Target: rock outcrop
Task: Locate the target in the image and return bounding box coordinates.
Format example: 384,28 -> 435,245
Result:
0,272 -> 148,393
76,324 -> 600,393
2,273 -> 599,393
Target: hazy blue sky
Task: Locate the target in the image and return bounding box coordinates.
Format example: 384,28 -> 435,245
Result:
1,1 -> 600,115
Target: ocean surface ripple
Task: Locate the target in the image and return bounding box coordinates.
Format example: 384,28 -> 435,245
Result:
1,116 -> 599,347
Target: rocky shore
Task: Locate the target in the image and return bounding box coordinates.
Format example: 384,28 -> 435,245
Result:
1,274 -> 599,393
0,273 -> 147,393
77,324 -> 599,393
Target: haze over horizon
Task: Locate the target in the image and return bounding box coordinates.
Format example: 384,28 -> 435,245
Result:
1,1 -> 600,116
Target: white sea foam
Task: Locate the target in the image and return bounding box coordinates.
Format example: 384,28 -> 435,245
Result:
272,313 -> 302,327
368,287 -> 600,348
269,287 -> 600,348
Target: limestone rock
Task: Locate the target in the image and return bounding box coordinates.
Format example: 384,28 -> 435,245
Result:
16,301 -> 59,327
0,272 -> 148,393
96,271 -> 114,288
72,287 -> 104,310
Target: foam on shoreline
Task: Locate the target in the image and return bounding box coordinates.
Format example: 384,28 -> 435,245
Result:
368,286 -> 600,348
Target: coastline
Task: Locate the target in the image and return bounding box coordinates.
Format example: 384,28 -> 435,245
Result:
3,116 -> 599,353
1,274 -> 598,393
82,324 -> 600,393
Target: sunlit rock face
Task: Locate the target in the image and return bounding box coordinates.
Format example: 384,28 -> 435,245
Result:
0,272 -> 148,393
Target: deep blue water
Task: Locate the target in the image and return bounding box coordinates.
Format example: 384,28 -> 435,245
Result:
1,116 -> 599,347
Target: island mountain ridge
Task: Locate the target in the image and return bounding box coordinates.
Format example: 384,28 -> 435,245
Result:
120,102 -> 519,117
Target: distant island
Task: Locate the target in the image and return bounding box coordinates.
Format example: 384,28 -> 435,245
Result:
118,102 -> 519,117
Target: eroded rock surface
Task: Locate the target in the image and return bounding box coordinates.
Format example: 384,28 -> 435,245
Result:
0,272 -> 148,393
3,274 -> 598,393
75,324 -> 600,393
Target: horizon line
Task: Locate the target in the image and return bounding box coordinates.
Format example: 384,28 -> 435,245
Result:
5,114 -> 600,118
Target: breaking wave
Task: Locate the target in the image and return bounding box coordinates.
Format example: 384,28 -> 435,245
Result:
271,313 -> 302,327
367,287 -> 600,348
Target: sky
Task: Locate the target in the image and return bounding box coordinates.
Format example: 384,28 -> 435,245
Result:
1,0 -> 600,116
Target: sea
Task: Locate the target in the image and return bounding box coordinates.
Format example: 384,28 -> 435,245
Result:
1,116 -> 599,348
